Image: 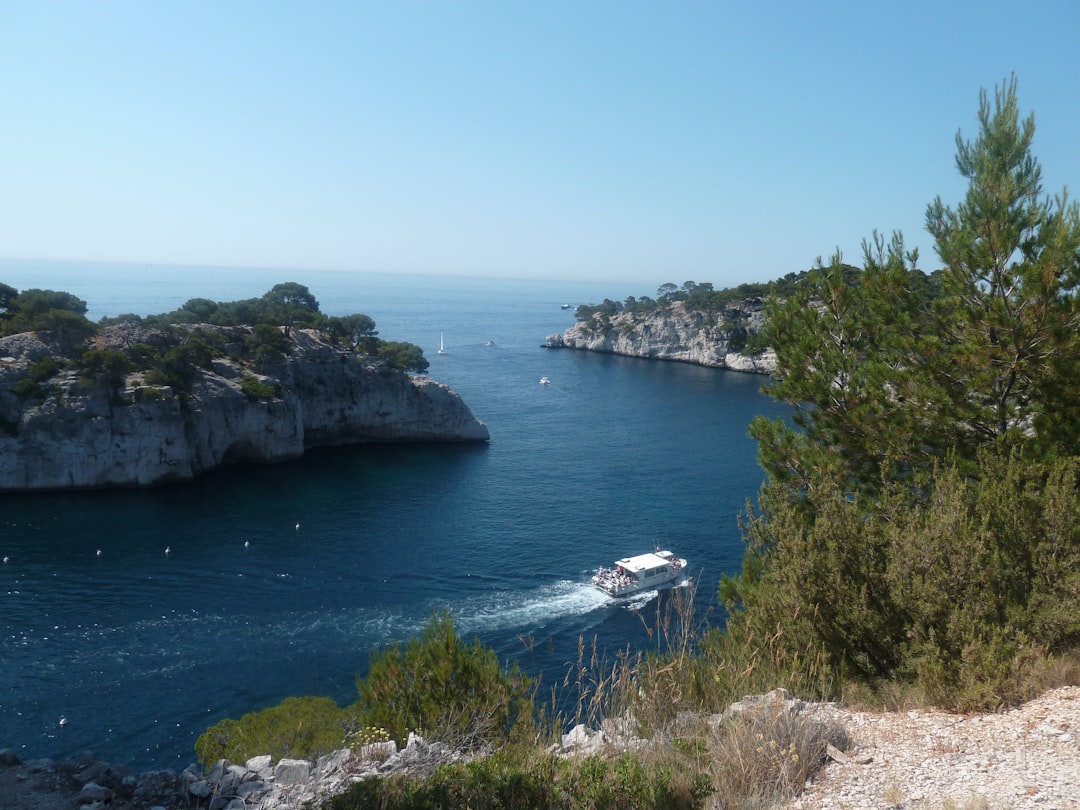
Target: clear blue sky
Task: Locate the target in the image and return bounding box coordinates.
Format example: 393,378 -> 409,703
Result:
2,1 -> 1078,288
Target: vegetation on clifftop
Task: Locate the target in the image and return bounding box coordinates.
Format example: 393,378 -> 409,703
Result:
0,281 -> 430,403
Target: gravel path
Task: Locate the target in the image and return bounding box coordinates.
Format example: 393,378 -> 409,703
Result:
785,686 -> 1080,809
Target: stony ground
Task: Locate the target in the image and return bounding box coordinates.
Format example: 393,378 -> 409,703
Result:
4,687 -> 1078,809
0,757 -> 88,810
784,686 -> 1080,809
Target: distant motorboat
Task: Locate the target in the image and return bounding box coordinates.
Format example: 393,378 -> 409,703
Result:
561,303 -> 573,310
539,376 -> 551,385
438,334 -> 446,355
486,340 -> 495,346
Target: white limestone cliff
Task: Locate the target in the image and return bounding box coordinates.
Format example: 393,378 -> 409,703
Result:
547,300 -> 777,374
0,327 -> 488,491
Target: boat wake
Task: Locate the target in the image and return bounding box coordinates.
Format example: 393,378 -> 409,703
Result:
447,580 -> 612,636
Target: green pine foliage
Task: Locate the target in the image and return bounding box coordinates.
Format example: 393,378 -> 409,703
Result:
728,77 -> 1080,711
0,288 -> 93,339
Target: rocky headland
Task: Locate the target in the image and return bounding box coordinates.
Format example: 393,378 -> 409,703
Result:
546,299 -> 777,374
0,325 -> 488,491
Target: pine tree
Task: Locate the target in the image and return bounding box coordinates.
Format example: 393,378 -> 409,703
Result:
925,75 -> 1080,461
752,76 -> 1080,496
751,233 -> 936,496
725,79 -> 1080,706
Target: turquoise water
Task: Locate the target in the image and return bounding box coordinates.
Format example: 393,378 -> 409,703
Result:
0,260 -> 787,769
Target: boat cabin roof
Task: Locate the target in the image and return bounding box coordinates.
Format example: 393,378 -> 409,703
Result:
614,552 -> 671,573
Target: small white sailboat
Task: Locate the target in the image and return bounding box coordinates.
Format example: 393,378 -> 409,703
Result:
438,334 -> 446,355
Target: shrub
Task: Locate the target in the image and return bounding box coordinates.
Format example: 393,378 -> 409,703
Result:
77,349 -> 133,393
246,323 -> 289,367
375,340 -> 428,374
240,375 -> 279,401
194,696 -> 352,767
325,749 -> 711,810
9,357 -> 62,399
132,386 -> 168,403
356,611 -> 534,749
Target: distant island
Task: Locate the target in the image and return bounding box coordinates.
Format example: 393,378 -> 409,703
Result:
0,281 -> 488,491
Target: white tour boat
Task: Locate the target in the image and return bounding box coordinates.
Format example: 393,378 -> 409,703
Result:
592,550 -> 687,597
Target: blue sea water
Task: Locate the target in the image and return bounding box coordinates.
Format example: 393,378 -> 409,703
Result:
0,259 -> 788,770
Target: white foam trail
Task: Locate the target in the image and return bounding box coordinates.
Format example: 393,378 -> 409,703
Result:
618,591 -> 657,611
452,581 -> 612,635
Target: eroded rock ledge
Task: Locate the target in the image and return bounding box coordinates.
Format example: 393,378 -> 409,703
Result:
0,326 -> 488,491
546,299 -> 777,375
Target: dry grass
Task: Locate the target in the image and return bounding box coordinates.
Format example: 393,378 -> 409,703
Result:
540,584 -> 854,810
705,693 -> 850,809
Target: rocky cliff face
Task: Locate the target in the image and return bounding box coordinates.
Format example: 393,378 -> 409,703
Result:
546,300 -> 777,374
0,327 -> 488,491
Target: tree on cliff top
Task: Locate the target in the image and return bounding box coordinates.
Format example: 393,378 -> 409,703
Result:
263,281 -> 319,337
0,287 -> 96,351
0,283 -> 16,317
925,75 -> 1080,460
752,75 -> 1080,497
724,78 -> 1080,709
325,313 -> 379,353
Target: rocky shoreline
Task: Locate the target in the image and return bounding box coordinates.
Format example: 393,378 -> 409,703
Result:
546,299 -> 777,375
0,733 -> 468,810
0,717 -> 634,810
5,687 -> 1078,809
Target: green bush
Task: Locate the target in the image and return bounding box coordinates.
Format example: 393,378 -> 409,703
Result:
28,356 -> 62,381
246,323 -> 290,367
356,612 -> 534,749
722,451 -> 1080,711
375,340 -> 428,374
132,386 -> 167,403
240,375 -> 280,401
9,357 -> 62,399
77,349 -> 133,393
194,696 -> 352,767
325,750 -> 711,810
